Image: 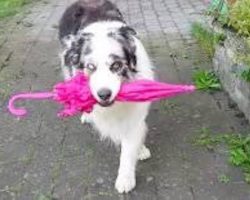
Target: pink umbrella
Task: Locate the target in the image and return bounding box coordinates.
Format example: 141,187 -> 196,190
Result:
8,72 -> 196,118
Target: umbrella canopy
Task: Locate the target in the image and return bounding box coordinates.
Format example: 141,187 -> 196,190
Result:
8,72 -> 196,118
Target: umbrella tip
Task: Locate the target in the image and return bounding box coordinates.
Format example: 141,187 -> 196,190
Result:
185,85 -> 196,92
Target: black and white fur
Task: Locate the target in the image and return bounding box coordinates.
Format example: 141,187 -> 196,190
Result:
59,0 -> 154,193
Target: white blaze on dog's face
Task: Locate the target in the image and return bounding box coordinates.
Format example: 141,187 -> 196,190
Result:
79,24 -> 137,106
85,36 -> 122,106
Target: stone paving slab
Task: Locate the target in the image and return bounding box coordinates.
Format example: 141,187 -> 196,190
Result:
0,0 -> 250,199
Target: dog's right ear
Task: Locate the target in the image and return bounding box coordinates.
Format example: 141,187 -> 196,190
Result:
61,34 -> 78,49
61,32 -> 93,48
61,35 -> 84,67
61,32 -> 93,68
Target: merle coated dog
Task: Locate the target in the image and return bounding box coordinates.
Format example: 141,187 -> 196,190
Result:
59,0 -> 154,193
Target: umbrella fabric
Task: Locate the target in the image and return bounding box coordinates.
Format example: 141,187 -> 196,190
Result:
8,72 -> 196,118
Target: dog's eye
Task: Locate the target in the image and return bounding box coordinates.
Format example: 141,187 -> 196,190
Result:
110,61 -> 123,72
86,63 -> 96,72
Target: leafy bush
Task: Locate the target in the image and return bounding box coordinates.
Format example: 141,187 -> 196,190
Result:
225,134 -> 250,183
228,0 -> 250,36
193,70 -> 221,91
207,0 -> 229,25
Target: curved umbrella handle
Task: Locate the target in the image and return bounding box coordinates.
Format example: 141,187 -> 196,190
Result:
8,92 -> 54,117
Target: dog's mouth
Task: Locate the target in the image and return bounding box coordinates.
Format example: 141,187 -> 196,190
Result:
98,100 -> 114,107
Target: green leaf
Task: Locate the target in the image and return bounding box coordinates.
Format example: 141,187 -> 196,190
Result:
218,174 -> 230,184
193,70 -> 221,91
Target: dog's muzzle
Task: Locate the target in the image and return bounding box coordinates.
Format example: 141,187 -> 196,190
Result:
97,88 -> 114,107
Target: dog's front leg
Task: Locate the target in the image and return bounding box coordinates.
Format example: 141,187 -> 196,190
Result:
115,122 -> 146,193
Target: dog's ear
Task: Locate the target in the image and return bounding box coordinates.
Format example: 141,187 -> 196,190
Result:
61,34 -> 76,48
119,26 -> 137,37
117,26 -> 137,72
108,26 -> 137,72
62,32 -> 93,69
79,31 -> 93,39
64,48 -> 81,67
122,43 -> 137,73
62,35 -> 84,68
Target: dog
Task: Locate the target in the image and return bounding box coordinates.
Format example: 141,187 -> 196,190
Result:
58,0 -> 154,193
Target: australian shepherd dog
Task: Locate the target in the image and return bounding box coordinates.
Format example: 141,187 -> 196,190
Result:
59,0 -> 154,193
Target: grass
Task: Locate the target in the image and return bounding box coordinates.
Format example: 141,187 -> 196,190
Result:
35,193 -> 53,200
240,68 -> 250,82
0,0 -> 31,19
218,174 -> 230,184
191,23 -> 225,58
194,129 -> 250,184
20,144 -> 35,165
192,70 -> 221,91
159,100 -> 179,114
193,127 -> 223,150
233,54 -> 250,82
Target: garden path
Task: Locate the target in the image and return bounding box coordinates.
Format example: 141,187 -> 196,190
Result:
0,0 -> 250,199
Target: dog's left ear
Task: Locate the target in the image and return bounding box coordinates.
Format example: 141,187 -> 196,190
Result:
117,26 -> 137,72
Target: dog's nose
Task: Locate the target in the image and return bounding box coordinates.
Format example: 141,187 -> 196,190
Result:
97,88 -> 112,101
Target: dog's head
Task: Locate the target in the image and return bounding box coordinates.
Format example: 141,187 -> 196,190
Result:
62,24 -> 138,106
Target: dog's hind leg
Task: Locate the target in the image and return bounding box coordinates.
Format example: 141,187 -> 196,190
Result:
115,121 -> 147,193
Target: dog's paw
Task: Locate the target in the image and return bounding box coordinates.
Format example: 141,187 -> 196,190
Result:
138,145 -> 151,161
80,114 -> 92,124
115,174 -> 136,193
80,114 -> 86,124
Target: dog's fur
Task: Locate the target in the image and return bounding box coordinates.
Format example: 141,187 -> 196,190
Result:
59,0 -> 154,193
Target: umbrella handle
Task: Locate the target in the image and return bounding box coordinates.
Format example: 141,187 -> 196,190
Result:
8,92 -> 54,117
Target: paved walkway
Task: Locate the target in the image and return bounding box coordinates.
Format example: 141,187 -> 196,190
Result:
0,0 -> 250,199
